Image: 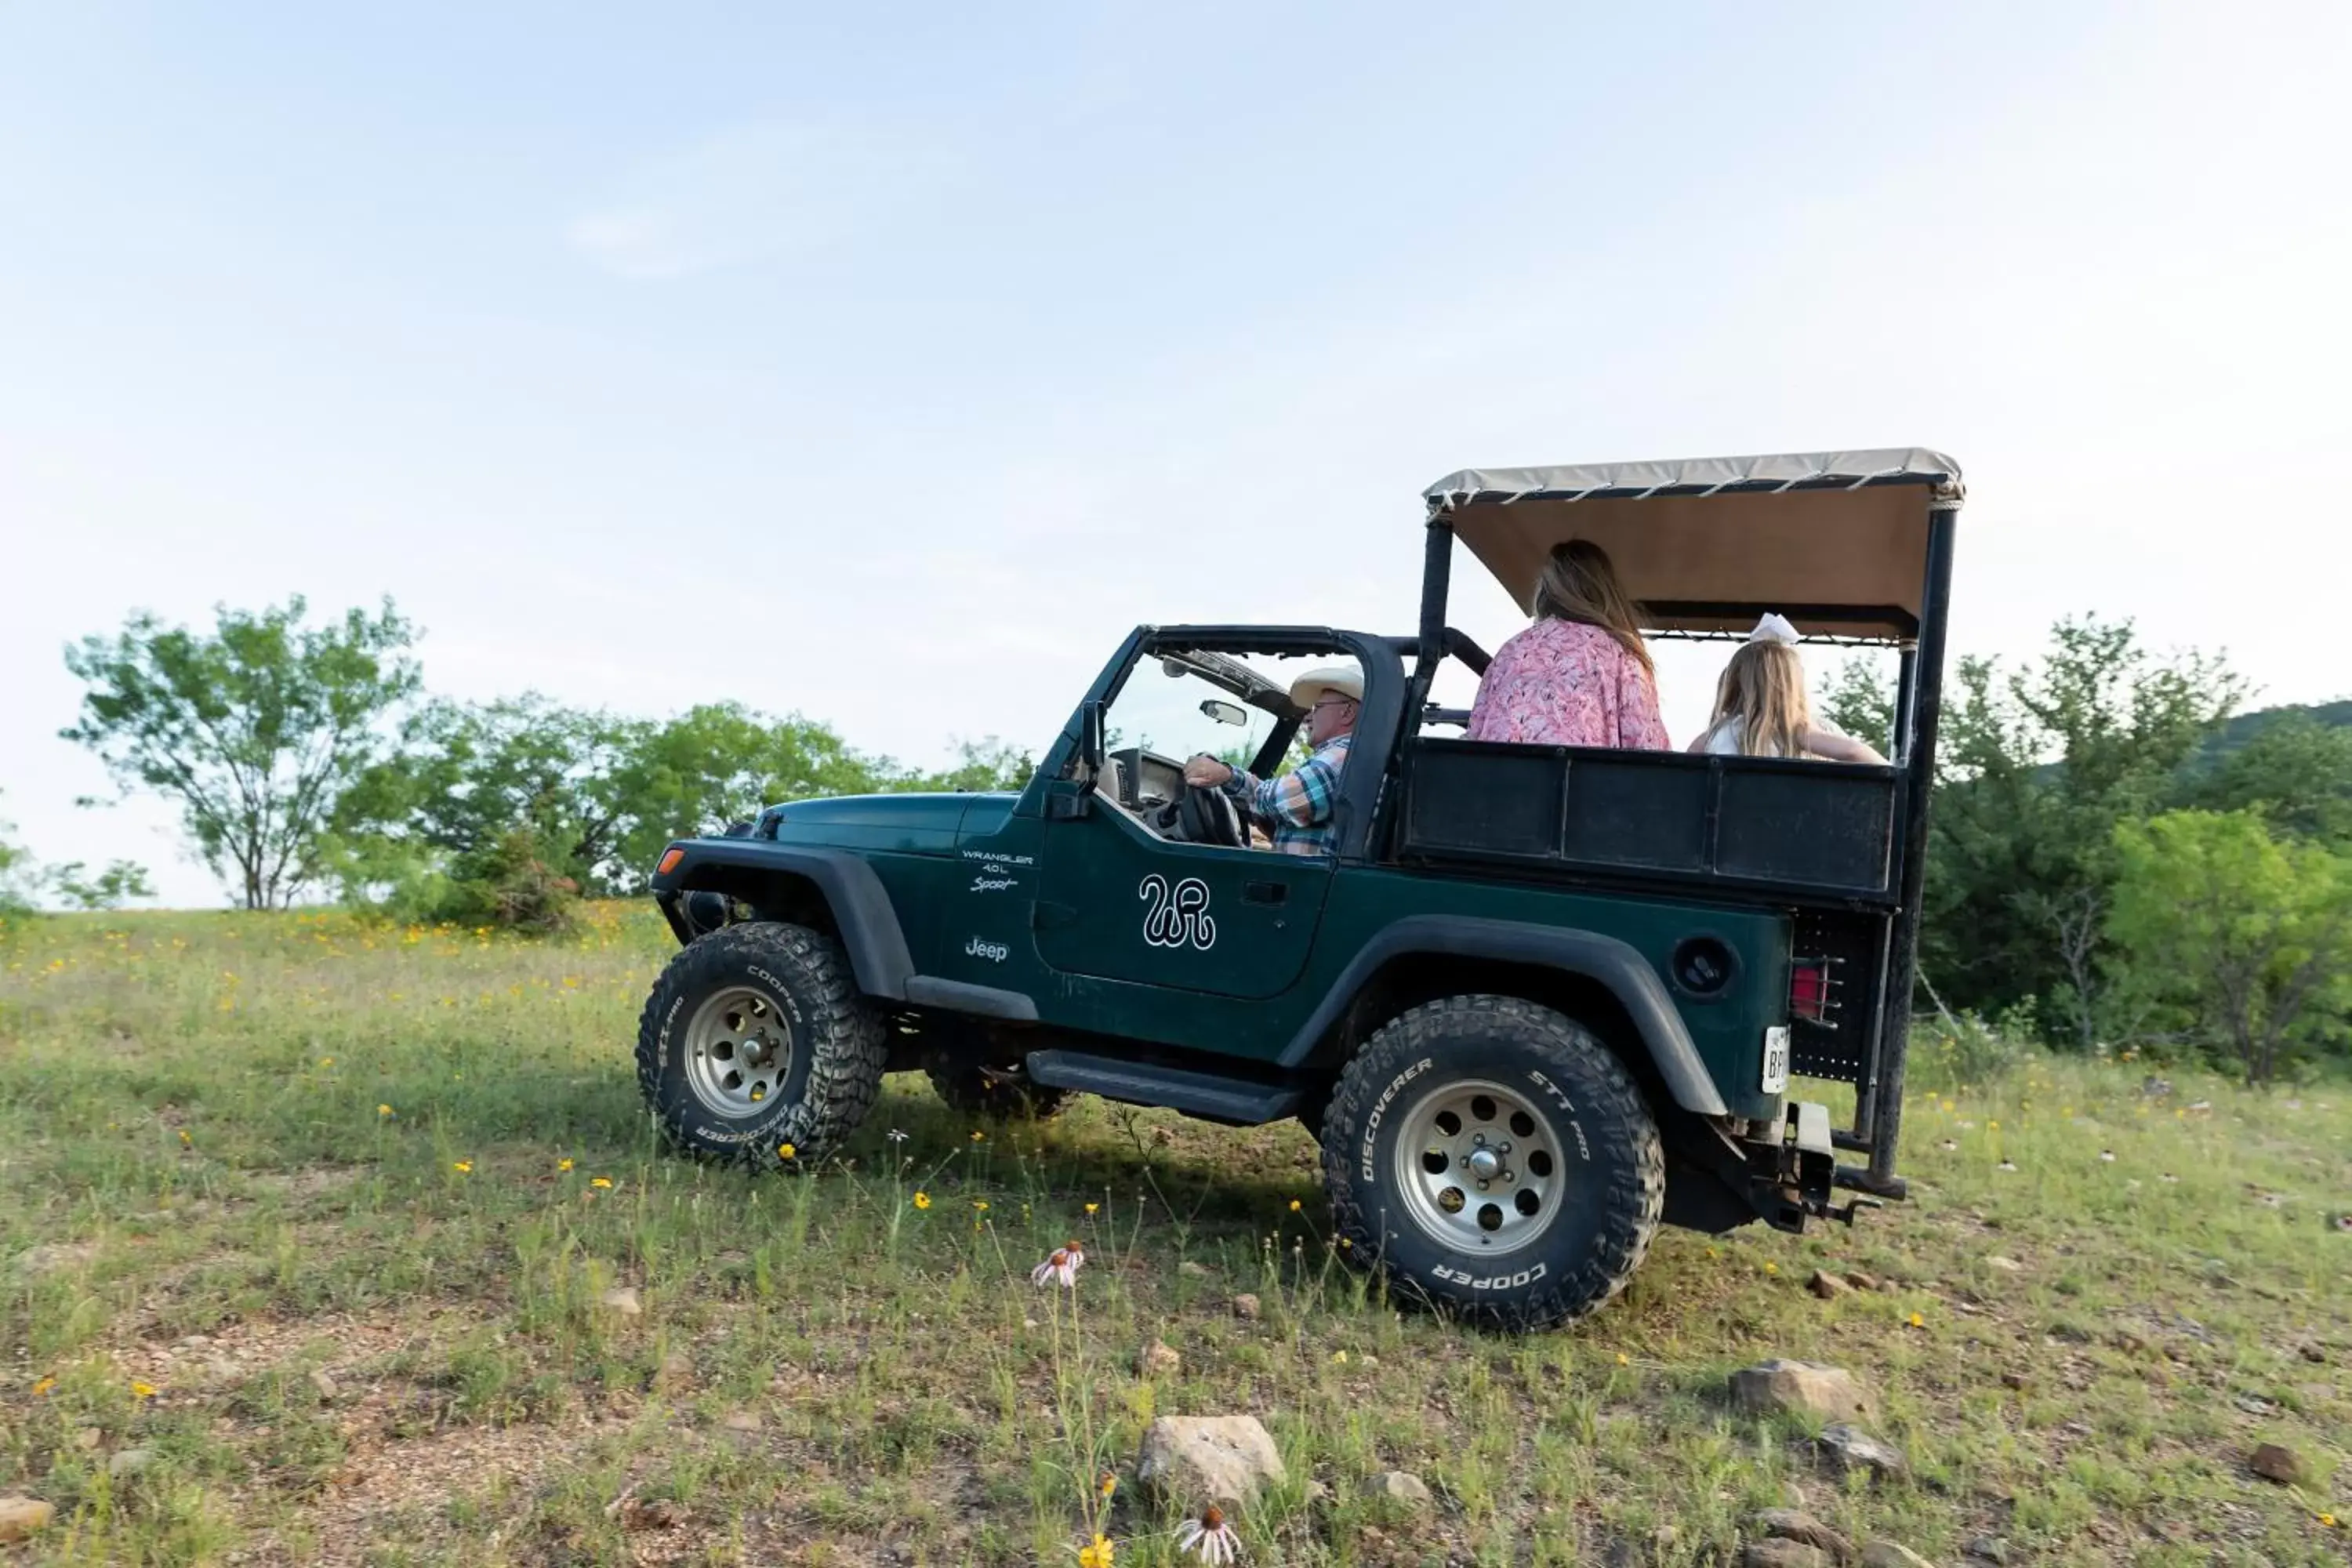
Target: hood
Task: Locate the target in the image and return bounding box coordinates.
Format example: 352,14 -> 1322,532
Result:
758,792 -> 1010,856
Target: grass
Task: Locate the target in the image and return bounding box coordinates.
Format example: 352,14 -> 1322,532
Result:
0,905 -> 2347,1566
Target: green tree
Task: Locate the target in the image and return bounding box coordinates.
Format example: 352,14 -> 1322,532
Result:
328,695 -> 646,898
1922,617 -> 2244,1048
0,794 -> 37,918
604,704 -> 891,884
62,598 -> 421,909
2109,810 -> 2352,1084
2181,710 -> 2352,842
49,860 -> 157,911
897,737 -> 1035,794
1816,654 -> 1897,757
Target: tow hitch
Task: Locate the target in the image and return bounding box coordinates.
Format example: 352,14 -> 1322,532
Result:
1750,1102 -> 1898,1232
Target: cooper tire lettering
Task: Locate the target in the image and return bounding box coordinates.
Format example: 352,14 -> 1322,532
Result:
1321,996 -> 1663,1330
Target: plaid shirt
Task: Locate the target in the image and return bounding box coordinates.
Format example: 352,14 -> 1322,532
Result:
1219,735 -> 1352,856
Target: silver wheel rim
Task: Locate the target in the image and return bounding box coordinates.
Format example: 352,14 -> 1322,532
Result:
682,984 -> 795,1118
1390,1077 -> 1566,1258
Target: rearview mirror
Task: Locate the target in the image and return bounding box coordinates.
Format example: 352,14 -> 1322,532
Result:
1199,699 -> 1248,728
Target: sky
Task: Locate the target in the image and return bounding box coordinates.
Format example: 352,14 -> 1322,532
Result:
3,2 -> 2349,907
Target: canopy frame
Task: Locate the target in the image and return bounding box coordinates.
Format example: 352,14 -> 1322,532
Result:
1410,447 -> 1965,1196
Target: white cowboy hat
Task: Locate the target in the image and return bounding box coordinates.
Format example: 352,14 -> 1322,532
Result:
1287,666 -> 1363,710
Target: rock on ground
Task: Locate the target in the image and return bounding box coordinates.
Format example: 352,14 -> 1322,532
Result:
1743,1541 -> 1831,1568
1817,1423 -> 1908,1480
0,1497 -> 55,1544
2249,1443 -> 2307,1484
1861,1544 -> 1935,1568
598,1287 -> 642,1317
1229,1293 -> 1261,1320
1179,1260 -> 1215,1279
1756,1508 -> 1853,1559
1808,1270 -> 1851,1300
107,1448 -> 155,1479
1135,1415 -> 1287,1506
1364,1470 -> 1432,1508
1141,1339 -> 1182,1376
1963,1534 -> 2009,1564
1730,1359 -> 1876,1421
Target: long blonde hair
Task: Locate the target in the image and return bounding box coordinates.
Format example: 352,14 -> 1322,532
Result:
1707,640 -> 1812,757
1531,540 -> 1652,673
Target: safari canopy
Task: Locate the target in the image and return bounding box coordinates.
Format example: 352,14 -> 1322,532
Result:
1422,448 -> 1964,641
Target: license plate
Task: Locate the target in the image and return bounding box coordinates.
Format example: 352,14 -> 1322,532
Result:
1760,1026 -> 1791,1094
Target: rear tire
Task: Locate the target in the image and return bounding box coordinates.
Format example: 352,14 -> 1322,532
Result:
1321,995 -> 1664,1330
636,922 -> 886,1167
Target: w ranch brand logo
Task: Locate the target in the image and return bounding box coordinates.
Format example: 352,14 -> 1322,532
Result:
1139,874 -> 1215,951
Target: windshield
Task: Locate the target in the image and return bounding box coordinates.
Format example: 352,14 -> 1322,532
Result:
1105,648 -> 1360,775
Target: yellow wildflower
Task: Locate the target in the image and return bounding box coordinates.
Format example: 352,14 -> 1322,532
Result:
1332,1349 -> 1348,1364
973,1200 -> 989,1212
1084,1202 -> 1099,1215
1907,1312 -> 1926,1328
1098,1471 -> 1117,1499
378,1104 -> 394,1117
1078,1534 -> 1114,1568
557,1158 -> 574,1172
319,1056 -> 334,1068
132,1381 -> 157,1399
777,1143 -> 795,1161
590,1176 -> 612,1189
913,1191 -> 931,1210
32,1376 -> 54,1396
970,1129 -> 985,1142
1616,1352 -> 1630,1366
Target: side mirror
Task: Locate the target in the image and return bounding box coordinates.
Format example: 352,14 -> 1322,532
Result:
1200,699 -> 1248,728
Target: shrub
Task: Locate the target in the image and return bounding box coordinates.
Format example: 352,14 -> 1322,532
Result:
432,827 -> 581,935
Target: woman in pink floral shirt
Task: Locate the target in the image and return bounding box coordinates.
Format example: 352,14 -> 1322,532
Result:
1467,540 -> 1671,750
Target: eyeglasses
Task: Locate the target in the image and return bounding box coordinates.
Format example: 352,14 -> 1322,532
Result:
1311,695 -> 1356,713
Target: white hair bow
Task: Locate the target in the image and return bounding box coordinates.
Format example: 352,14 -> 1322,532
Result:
1750,612 -> 1800,644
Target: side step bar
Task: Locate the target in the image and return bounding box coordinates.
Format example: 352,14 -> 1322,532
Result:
1024,1050 -> 1302,1127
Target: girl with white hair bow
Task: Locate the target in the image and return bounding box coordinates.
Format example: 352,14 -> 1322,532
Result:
1686,614 -> 1889,763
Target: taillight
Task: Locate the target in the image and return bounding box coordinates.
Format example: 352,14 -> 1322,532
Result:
1790,961 -> 1829,1022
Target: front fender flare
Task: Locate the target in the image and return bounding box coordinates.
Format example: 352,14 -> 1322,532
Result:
652,840 -> 915,1003
1276,914 -> 1731,1117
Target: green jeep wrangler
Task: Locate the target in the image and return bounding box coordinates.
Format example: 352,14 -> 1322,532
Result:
638,447 -> 1965,1329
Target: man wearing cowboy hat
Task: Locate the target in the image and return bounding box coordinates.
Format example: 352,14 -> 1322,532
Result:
1181,665 -> 1361,856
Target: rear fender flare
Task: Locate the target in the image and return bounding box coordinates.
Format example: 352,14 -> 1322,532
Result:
651,840 -> 914,1002
1278,915 -> 1731,1117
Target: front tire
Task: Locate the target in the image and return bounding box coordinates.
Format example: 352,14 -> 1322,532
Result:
1321,996 -> 1664,1330
636,922 -> 886,1167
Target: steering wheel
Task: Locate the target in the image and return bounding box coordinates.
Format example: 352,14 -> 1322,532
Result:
1175,783 -> 1246,848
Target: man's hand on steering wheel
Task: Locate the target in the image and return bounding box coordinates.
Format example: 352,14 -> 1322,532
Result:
1182,753 -> 1235,789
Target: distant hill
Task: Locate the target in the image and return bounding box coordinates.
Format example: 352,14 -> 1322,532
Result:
2195,699 -> 2352,766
